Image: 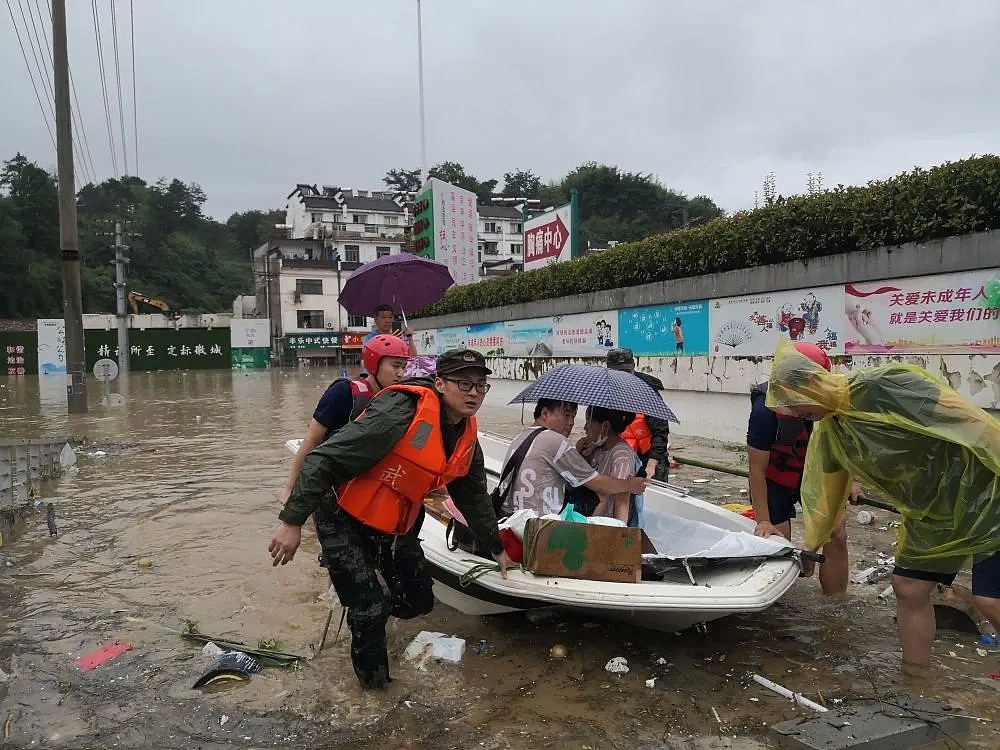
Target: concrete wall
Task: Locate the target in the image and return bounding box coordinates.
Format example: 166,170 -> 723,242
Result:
415,230 -> 1000,330
416,231 -> 1000,437
488,352 -> 1000,412
82,313 -> 233,330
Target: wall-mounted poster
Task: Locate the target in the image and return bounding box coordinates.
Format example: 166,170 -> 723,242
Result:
37,319 -> 66,374
230,319 -> 270,349
2,331 -> 36,377
435,326 -> 468,354
230,319 -> 271,369
844,269 -> 1000,354
708,286 -> 843,356
551,311 -> 618,357
463,319 -> 554,357
415,329 -> 438,355
619,301 -> 710,356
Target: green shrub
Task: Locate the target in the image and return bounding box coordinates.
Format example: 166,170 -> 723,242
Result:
418,155 -> 1000,317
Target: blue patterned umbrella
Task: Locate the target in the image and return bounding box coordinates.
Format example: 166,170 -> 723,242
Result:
509,364 -> 679,423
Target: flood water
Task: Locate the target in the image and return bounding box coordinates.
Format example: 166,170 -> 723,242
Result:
0,369 -> 997,749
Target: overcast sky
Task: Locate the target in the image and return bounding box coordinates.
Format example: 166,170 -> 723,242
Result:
4,1 -> 998,220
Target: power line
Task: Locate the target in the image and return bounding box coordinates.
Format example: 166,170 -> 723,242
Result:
5,0 -> 56,152
15,0 -> 55,121
128,0 -> 137,178
108,0 -> 128,175
27,0 -> 95,185
69,61 -> 100,184
90,0 -> 119,177
40,0 -> 99,185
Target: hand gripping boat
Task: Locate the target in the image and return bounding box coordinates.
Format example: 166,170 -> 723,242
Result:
285,432 -> 804,633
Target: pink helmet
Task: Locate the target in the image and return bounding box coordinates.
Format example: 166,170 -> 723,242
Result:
363,334 -> 410,375
793,341 -> 831,372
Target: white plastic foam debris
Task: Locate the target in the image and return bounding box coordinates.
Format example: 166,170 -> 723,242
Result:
404,631 -> 466,668
605,656 -> 629,674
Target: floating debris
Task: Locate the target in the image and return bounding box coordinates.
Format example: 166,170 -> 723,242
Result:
76,641 -> 132,671
193,651 -> 261,689
605,656 -> 629,674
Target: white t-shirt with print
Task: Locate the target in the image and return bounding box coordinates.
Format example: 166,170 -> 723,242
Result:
499,427 -> 599,517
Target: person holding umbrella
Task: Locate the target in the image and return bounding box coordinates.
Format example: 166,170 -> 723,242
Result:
363,303 -> 418,356
340,253 -> 456,359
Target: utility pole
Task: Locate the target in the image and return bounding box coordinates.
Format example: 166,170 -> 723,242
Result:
113,221 -> 130,374
569,188 -> 580,260
53,0 -> 87,413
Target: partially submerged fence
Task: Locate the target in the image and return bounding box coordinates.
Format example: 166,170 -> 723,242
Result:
0,438 -> 72,547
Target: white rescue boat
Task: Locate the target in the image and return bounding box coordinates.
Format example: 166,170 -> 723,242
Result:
285,432 -> 803,632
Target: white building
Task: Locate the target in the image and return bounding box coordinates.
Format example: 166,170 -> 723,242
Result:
247,185 -> 417,364
477,204 -> 524,277
286,183 -> 411,262
253,236 -> 373,365
248,184 -> 533,363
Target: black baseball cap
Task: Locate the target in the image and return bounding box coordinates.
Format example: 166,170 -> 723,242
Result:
606,348 -> 635,371
436,348 -> 492,376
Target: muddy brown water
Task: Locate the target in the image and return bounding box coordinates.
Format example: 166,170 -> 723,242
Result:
0,369 -> 997,750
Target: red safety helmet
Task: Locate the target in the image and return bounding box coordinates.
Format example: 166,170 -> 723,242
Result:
793,341 -> 831,372
362,334 -> 410,375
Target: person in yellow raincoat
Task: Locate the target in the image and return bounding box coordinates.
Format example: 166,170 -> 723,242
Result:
765,338 -> 1000,677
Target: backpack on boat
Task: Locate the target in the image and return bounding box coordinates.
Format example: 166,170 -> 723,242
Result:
445,427 -> 545,556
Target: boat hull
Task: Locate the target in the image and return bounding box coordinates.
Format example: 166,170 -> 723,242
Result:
285,432 -> 800,633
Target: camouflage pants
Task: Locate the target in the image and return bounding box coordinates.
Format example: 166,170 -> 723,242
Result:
313,503 -> 434,689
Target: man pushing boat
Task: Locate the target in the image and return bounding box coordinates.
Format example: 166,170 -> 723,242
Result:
269,348 -> 513,689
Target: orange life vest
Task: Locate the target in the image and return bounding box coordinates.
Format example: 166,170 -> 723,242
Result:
336,384 -> 479,534
621,414 -> 652,457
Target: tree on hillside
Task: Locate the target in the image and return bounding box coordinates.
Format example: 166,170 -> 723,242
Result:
1,153 -> 59,255
226,209 -> 286,252
0,154 -> 256,317
428,161 -> 498,202
0,154 -> 61,317
501,169 -> 542,199
383,168 -> 422,194
683,195 -> 725,228
540,162 -> 724,246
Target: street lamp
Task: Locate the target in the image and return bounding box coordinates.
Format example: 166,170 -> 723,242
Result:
336,258 -> 344,372
416,0 -> 428,183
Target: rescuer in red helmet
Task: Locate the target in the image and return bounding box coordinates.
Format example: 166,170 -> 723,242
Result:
746,340 -> 858,595
279,333 -> 411,506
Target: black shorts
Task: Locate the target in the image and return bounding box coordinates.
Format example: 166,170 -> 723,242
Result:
765,480 -> 800,526
893,550 -> 1000,598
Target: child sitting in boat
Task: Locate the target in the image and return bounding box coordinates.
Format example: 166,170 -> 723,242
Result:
577,406 -> 642,526
498,399 -> 647,518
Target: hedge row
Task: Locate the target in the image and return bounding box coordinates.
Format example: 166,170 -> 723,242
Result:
418,155 -> 1000,317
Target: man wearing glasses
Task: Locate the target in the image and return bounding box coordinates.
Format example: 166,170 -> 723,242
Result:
269,348 -> 512,690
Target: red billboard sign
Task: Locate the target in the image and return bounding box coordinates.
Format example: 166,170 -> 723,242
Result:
524,210 -> 571,268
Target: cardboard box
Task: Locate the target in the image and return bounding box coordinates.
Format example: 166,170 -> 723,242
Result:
523,518 -> 657,584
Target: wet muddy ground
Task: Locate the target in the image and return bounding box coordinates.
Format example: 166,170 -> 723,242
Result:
0,369 -> 997,749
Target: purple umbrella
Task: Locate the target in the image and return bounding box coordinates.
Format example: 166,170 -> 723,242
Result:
338,253 -> 455,320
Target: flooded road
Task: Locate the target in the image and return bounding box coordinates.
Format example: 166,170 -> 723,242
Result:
0,368 -> 997,749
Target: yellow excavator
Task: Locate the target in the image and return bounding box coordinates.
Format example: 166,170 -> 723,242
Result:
127,291 -> 182,320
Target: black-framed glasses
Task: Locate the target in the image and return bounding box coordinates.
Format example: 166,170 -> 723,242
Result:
442,378 -> 491,394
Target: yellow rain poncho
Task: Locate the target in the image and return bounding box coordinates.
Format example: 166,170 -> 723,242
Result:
766,338 -> 1000,573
